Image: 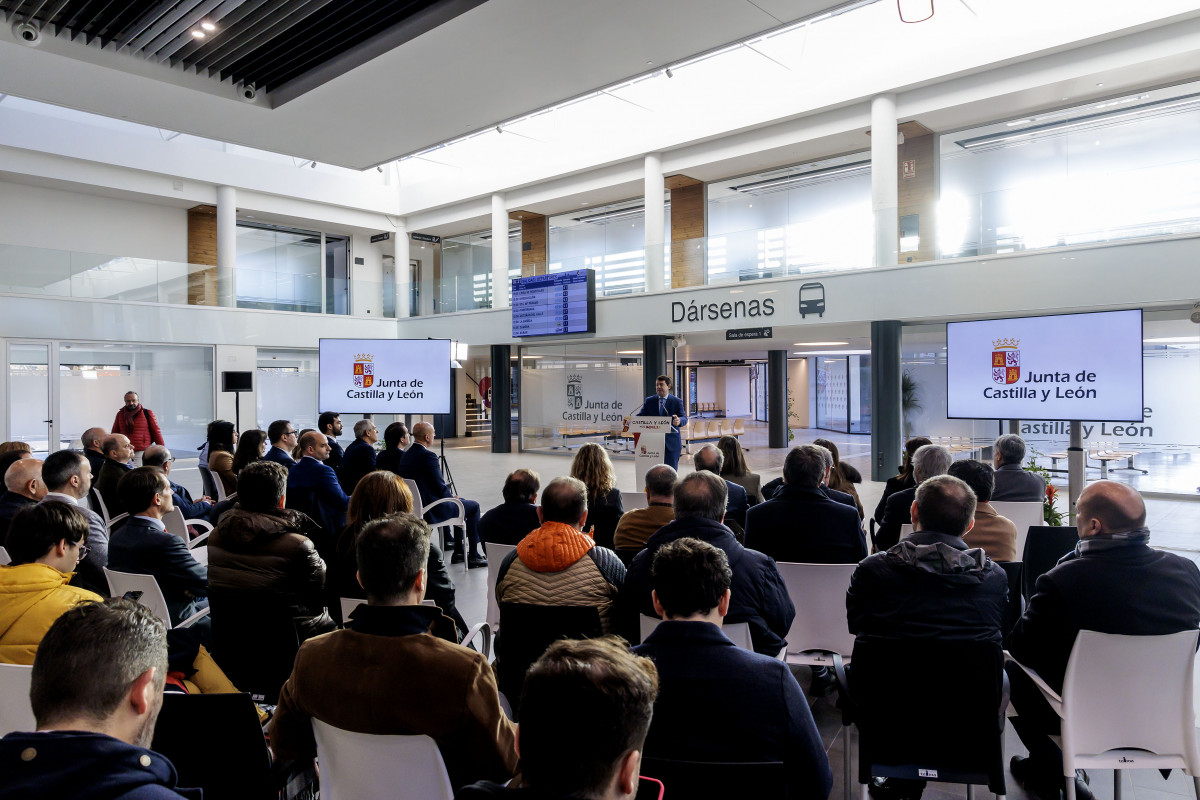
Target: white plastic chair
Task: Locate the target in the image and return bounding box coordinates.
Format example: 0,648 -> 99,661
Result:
990,500 -> 1046,561
311,720 -> 454,800
198,465 -> 228,502
0,546 -> 10,565
0,663 -> 35,737
900,523 -> 914,539
640,614 -> 753,651
403,478 -> 465,556
622,491 -> 649,510
162,507 -> 213,547
103,567 -> 209,630
1008,629 -> 1200,800
485,542 -> 517,633
339,597 -> 437,621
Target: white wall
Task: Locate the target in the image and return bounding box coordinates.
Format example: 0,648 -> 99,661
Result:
724,367 -> 750,417
788,358 -> 810,428
350,233 -> 386,317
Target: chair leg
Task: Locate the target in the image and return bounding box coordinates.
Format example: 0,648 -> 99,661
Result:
843,724 -> 852,800
860,783 -> 870,800
1065,775 -> 1077,800
1192,775 -> 1200,799
966,785 -> 975,800
1114,769 -> 1121,800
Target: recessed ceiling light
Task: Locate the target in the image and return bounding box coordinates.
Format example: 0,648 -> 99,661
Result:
1096,82 -> 1104,87
191,29 -> 205,38
1144,337 -> 1198,343
793,341 -> 849,346
201,21 -> 216,31
616,350 -> 644,354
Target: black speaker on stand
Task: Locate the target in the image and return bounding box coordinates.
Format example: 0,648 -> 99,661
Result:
221,371 -> 253,431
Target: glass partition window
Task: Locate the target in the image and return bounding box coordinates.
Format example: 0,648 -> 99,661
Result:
256,349 -> 320,433
236,224 -> 322,313
438,230 -> 521,313
548,201 -> 666,296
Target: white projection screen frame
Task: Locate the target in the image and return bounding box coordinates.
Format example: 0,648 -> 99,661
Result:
319,338 -> 452,415
946,309 -> 1143,422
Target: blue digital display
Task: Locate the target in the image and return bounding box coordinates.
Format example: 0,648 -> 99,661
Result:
511,269 -> 596,337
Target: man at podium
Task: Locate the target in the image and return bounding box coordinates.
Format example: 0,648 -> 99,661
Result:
637,374 -> 688,470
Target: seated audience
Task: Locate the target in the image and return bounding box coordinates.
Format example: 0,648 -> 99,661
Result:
570,442 -> 624,550
264,419 -> 298,469
621,471 -> 794,656
338,419 -> 379,494
333,470 -> 466,635
373,421 -> 410,474
813,437 -> 865,518
717,435 -> 763,504
0,598 -> 197,798
0,458 -> 46,547
948,459 -> 1018,562
142,445 -> 224,524
318,411 -> 345,472
230,428 -> 268,478
634,537 -> 832,799
991,433 -> 1046,502
108,468 -> 209,635
693,444 -> 749,534
287,431 -> 350,542
875,444 -> 953,551
291,427 -> 315,461
39,450 -> 108,593
270,514 -> 518,790
479,469 -> 542,546
873,436 -> 932,523
205,420 -> 239,496
80,427 -> 108,480
745,444 -> 866,565
0,442 -> 32,489
812,443 -> 858,511
399,422 -> 486,567
496,477 -> 626,633
613,465 -> 677,552
1006,481 -> 1200,800
208,461 -> 335,640
94,433 -> 134,515
457,636 -> 658,800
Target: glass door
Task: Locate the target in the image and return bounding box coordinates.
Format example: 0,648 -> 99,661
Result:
7,342 -> 57,453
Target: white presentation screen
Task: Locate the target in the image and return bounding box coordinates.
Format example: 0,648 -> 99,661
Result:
946,310 -> 1143,421
319,338 -> 451,414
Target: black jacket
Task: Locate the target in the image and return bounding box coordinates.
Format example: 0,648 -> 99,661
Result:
620,516 -> 795,656
338,438 -> 378,494
108,517 -> 208,625
479,501 -> 541,546
398,443 -> 457,524
875,485 -> 917,552
95,457 -> 133,517
847,530 -> 1008,644
873,473 -> 916,523
83,448 -> 108,483
1008,540 -> 1200,693
375,447 -> 404,475
0,492 -> 37,548
744,484 -> 866,565
633,621 -> 832,800
324,436 -> 345,472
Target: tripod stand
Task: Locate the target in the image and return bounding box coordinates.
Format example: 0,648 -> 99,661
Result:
437,414 -> 457,495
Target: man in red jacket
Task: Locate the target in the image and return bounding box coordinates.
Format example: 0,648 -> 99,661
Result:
111,392 -> 164,467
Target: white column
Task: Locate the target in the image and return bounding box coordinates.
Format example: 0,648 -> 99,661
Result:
871,94 -> 899,268
216,185 -> 237,306
393,218 -> 411,318
644,153 -> 666,292
491,192 -> 510,309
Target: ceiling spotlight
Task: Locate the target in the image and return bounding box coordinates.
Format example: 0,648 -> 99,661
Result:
664,67 -> 674,78
310,161 -> 317,169
201,21 -> 216,32
496,125 -> 502,134
191,29 -> 205,38
376,166 -> 383,172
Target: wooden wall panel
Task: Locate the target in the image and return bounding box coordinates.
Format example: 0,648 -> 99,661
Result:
668,177 -> 705,288
187,205 -> 218,306
897,132 -> 938,263
518,213 -> 548,276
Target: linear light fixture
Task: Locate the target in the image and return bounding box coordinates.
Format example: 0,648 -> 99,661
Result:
729,160 -> 871,195
956,92 -> 1200,151
477,228 -> 521,241
573,202 -> 670,225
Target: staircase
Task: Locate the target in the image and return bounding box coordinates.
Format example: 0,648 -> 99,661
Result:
465,395 -> 491,437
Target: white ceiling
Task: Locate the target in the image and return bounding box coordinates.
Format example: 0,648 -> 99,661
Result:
0,0 -> 846,170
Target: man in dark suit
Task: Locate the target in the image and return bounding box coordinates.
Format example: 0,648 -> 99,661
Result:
479,469 -> 541,546
621,471 -> 794,657
635,374 -> 688,471
398,422 -> 485,567
1006,481 -> 1200,800
107,467 -> 210,641
339,419 -> 379,494
94,434 -> 135,517
745,444 -> 865,564
287,431 -> 350,544
317,411 -> 345,473
0,457 -> 46,548
634,537 -> 832,800
264,419 -> 298,470
142,445 -> 231,525
692,445 -> 748,533
80,426 -> 108,479
991,433 -> 1046,502
875,444 -> 952,552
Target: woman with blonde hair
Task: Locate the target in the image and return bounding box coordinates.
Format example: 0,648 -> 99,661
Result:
717,435 -> 763,504
569,442 -> 624,549
813,437 -> 864,519
332,470 -> 465,635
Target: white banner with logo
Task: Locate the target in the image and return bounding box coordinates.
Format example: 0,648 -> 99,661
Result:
627,417 -> 671,491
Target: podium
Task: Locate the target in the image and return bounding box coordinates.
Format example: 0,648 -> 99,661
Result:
625,416 -> 673,491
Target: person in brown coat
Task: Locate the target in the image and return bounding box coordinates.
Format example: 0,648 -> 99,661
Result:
208,460 -> 335,639
269,512 -> 517,790
948,459 -> 1019,562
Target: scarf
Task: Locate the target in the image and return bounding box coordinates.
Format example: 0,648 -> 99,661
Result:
120,404 -> 143,429
1076,526 -> 1151,555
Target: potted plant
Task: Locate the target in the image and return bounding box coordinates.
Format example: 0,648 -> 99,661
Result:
1025,449 -> 1064,526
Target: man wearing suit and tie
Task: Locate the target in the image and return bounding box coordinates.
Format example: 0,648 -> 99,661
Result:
636,374 -> 688,471
398,421 -> 486,568
286,432 -> 350,546
265,419 -> 299,470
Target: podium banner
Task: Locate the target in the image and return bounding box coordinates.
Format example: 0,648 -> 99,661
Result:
626,416 -> 672,491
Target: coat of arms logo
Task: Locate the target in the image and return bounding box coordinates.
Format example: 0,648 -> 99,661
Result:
566,374 -> 583,409
991,338 -> 1020,385
353,353 -> 374,388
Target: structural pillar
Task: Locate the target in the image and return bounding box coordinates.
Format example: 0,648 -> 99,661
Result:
394,218 -> 411,318
768,350 -> 788,449
871,320 -> 903,482
644,153 -> 666,293
643,335 -> 667,400
491,345 -> 512,453
216,185 -> 237,307
871,94 -> 899,268
1068,420 -> 1084,524
491,192 -> 510,309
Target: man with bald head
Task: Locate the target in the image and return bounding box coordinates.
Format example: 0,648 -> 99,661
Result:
398,421 -> 485,567
93,433 -> 135,517
0,458 -> 46,547
285,430 -> 349,541
80,426 -> 108,479
1006,480 -> 1200,799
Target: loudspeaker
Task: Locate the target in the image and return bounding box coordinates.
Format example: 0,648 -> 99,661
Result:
221,371 -> 253,392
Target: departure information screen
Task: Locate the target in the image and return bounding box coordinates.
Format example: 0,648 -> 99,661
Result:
511,269 -> 596,337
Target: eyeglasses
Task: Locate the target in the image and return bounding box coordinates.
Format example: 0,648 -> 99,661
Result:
75,543 -> 89,562
165,456 -> 176,463
285,430 -> 297,436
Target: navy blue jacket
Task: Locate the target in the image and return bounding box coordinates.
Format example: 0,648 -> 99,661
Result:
479,501 -> 541,546
722,478 -> 749,531
398,443 -> 456,524
263,446 -> 296,470
108,517 -> 208,625
0,731 -> 198,799
375,447 -> 404,475
339,438 -> 378,494
620,516 -> 795,656
324,436 -> 345,472
875,485 -> 917,552
634,621 -> 832,800
286,456 -> 349,534
745,484 -> 866,565
169,481 -> 212,522
0,492 -> 37,548
636,393 -> 688,448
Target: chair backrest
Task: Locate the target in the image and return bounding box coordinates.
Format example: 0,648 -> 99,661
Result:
150,692 -> 275,800
340,597 -> 433,625
775,562 -> 857,657
707,420 -> 722,437
1061,629 -> 1200,764
719,419 -> 734,436
162,507 -> 190,544
311,719 -> 454,800
995,561 -> 1024,638
402,478 -> 424,514
991,501 -> 1044,559
496,602 -> 603,708
622,491 -> 649,510
639,615 -> 753,651
0,546 -> 9,566
208,588 -> 301,705
104,567 -> 172,627
639,757 -> 786,800
1021,525 -> 1079,602
732,418 -> 746,435
198,465 -> 226,501
900,523 -> 913,539
0,663 -> 35,737
89,487 -> 110,525
485,543 -> 517,631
